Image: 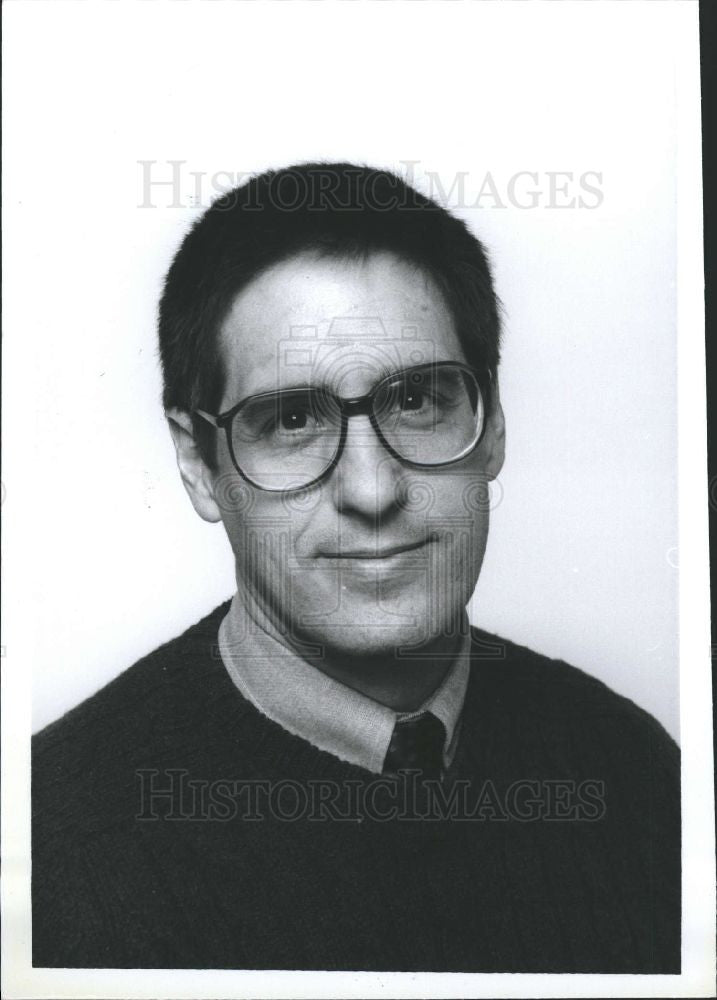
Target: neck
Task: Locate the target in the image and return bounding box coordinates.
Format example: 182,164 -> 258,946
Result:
232,585 -> 467,712
301,633 -> 464,712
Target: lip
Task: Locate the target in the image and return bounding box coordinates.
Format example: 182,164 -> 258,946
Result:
321,538 -> 434,560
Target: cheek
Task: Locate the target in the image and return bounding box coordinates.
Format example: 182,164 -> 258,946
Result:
218,487 -> 319,586
424,473 -> 491,576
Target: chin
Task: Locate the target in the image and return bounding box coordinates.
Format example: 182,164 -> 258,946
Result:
289,595 -> 463,660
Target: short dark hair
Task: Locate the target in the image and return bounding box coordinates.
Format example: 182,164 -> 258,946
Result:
158,162 -> 501,463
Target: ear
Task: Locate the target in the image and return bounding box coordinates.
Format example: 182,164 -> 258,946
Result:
480,377 -> 506,480
166,408 -> 223,524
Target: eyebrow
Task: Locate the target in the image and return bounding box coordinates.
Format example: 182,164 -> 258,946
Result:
240,363 -> 403,400
239,381 -> 326,399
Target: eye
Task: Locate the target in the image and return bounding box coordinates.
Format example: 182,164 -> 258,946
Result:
398,371 -> 436,411
280,405 -> 311,431
400,388 -> 425,412
274,394 -> 328,435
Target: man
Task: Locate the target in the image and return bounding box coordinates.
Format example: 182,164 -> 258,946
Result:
32,163 -> 680,972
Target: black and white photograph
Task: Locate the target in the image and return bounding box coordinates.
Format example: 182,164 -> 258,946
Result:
2,1 -> 714,998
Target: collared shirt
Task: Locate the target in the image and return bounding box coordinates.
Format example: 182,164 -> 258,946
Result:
218,592 -> 471,775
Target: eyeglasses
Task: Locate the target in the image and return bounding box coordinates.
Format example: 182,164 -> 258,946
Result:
195,361 -> 491,493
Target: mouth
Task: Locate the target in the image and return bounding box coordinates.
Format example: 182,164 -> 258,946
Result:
320,538 -> 435,561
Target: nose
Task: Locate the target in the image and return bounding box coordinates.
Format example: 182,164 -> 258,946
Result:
329,414 -> 403,520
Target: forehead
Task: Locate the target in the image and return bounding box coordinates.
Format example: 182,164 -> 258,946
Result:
218,250 -> 464,402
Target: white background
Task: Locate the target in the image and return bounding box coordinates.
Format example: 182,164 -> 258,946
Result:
4,2 -> 714,998
4,0 -> 681,739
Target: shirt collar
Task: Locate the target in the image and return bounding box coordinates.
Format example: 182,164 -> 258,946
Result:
218,592 -> 471,775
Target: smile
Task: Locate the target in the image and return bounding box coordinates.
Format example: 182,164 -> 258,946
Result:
321,538 -> 435,561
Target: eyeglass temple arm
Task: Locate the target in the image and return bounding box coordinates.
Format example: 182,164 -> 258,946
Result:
194,409 -> 220,428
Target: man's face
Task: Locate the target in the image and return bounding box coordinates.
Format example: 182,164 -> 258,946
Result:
203,251 -> 504,657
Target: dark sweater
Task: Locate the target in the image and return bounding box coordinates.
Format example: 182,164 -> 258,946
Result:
32,602 -> 680,972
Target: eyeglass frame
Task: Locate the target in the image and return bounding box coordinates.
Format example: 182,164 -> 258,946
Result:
194,360 -> 494,493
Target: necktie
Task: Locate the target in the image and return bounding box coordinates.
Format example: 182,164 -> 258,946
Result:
382,712 -> 446,779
